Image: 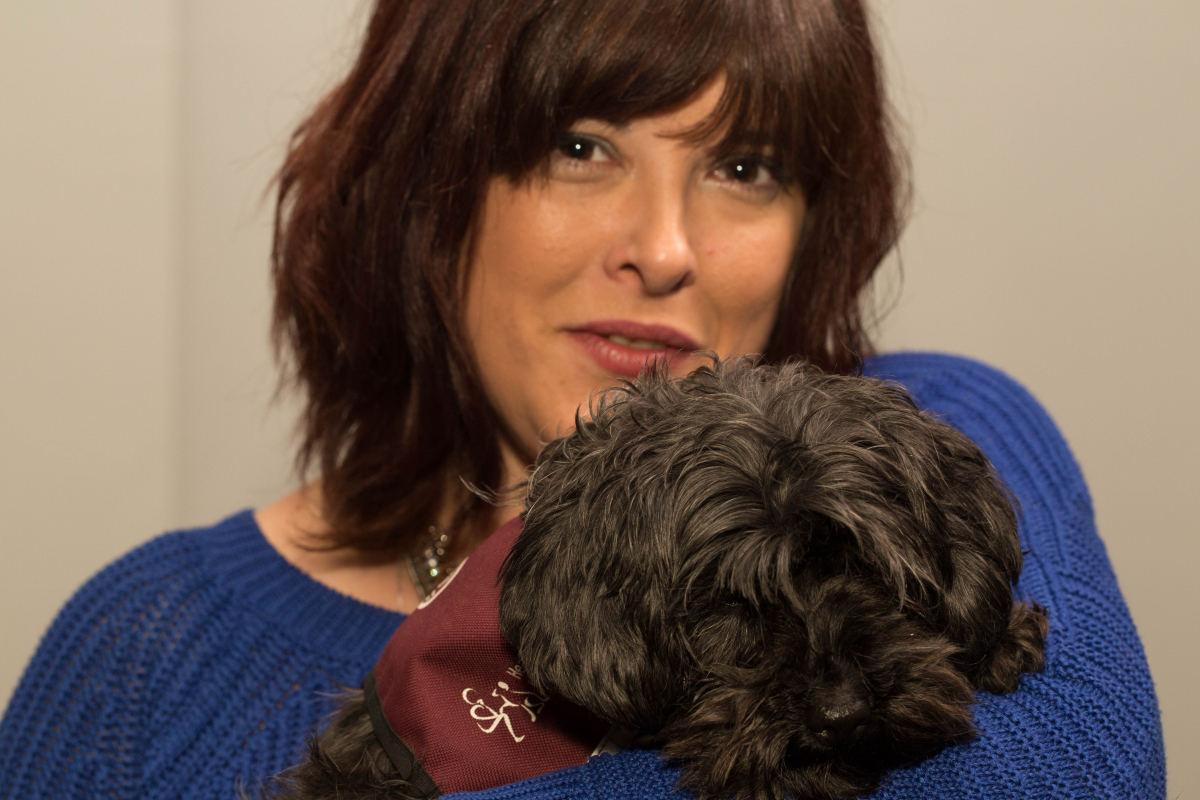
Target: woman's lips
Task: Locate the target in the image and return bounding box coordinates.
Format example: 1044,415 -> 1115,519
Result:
566,321 -> 700,380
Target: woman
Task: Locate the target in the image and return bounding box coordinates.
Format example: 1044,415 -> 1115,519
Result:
0,0 -> 1163,798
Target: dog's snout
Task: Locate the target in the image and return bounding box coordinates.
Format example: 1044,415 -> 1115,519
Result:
804,692 -> 871,748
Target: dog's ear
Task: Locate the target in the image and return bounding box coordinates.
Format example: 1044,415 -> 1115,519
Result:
873,410 -> 1029,667
498,515 -> 689,730
774,381 -> 1027,661
934,519 -> 1022,665
968,601 -> 1049,694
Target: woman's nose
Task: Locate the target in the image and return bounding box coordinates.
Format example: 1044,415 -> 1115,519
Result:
603,186 -> 697,296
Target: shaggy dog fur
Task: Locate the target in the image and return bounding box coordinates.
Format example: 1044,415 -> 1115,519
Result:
264,360 -> 1047,800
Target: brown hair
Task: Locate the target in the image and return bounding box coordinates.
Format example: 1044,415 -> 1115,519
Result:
272,0 -> 908,553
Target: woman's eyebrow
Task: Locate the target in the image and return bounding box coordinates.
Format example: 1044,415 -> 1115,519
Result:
570,118 -> 631,134
717,130 -> 777,150
660,119 -> 779,150
691,134 -> 779,158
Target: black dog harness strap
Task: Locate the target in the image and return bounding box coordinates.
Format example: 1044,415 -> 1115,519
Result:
362,669 -> 441,799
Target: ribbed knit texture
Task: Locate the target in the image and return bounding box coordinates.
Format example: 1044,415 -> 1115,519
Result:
0,353 -> 1165,799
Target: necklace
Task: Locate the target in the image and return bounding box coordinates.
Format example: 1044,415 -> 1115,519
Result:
404,525 -> 452,605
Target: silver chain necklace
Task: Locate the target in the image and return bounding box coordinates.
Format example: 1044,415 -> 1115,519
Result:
404,525 -> 452,605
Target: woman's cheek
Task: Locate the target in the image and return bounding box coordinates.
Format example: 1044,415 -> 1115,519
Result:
515,187 -> 617,300
698,221 -> 797,353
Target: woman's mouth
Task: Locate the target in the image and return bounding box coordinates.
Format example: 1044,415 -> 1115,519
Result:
567,321 -> 701,379
603,334 -> 674,350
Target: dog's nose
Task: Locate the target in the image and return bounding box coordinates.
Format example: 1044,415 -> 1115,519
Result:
804,695 -> 871,748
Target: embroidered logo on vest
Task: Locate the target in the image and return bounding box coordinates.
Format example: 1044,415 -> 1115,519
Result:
461,670 -> 550,743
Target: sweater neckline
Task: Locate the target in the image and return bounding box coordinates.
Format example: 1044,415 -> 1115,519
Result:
202,509 -> 406,662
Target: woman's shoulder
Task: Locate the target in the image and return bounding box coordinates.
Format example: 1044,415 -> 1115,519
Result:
9,511 -> 263,688
863,350 -> 1072,459
0,514 -> 254,794
0,510 -> 404,798
43,509 -> 402,667
863,352 -> 1096,619
69,509 -> 259,604
34,510 -> 294,649
864,351 -> 1090,562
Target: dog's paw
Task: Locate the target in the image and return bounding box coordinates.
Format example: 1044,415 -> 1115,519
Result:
970,601 -> 1049,694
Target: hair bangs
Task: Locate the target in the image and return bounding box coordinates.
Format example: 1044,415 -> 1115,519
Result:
494,0 -> 852,203
708,0 -> 863,202
493,0 -> 734,176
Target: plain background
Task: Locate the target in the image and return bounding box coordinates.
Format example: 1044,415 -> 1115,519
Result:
1,1 -> 1195,795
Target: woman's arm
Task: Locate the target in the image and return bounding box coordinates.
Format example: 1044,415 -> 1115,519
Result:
860,352 -> 1165,798
442,352 -> 1165,800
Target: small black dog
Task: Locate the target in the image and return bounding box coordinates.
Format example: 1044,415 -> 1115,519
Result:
266,360 -> 1047,800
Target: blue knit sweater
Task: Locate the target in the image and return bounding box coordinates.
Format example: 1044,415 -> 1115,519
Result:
0,353 -> 1165,799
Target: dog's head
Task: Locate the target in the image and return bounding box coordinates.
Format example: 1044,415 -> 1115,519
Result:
500,359 -> 1047,800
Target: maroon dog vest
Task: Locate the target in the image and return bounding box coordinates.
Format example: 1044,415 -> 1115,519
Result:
364,517 -> 614,796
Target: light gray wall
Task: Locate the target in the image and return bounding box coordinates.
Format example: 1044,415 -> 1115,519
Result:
1,0 -> 182,708
1,2 -> 1194,795
874,7 -> 1198,795
174,1 -> 363,526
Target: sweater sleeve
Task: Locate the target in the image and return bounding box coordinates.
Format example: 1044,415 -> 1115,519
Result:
443,352 -> 1166,800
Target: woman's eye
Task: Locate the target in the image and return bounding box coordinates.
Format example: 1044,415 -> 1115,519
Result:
547,133 -> 618,181
713,158 -> 777,187
559,138 -> 596,161
553,134 -> 612,164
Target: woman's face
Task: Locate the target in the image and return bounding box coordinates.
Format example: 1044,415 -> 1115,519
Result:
464,76 -> 806,478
